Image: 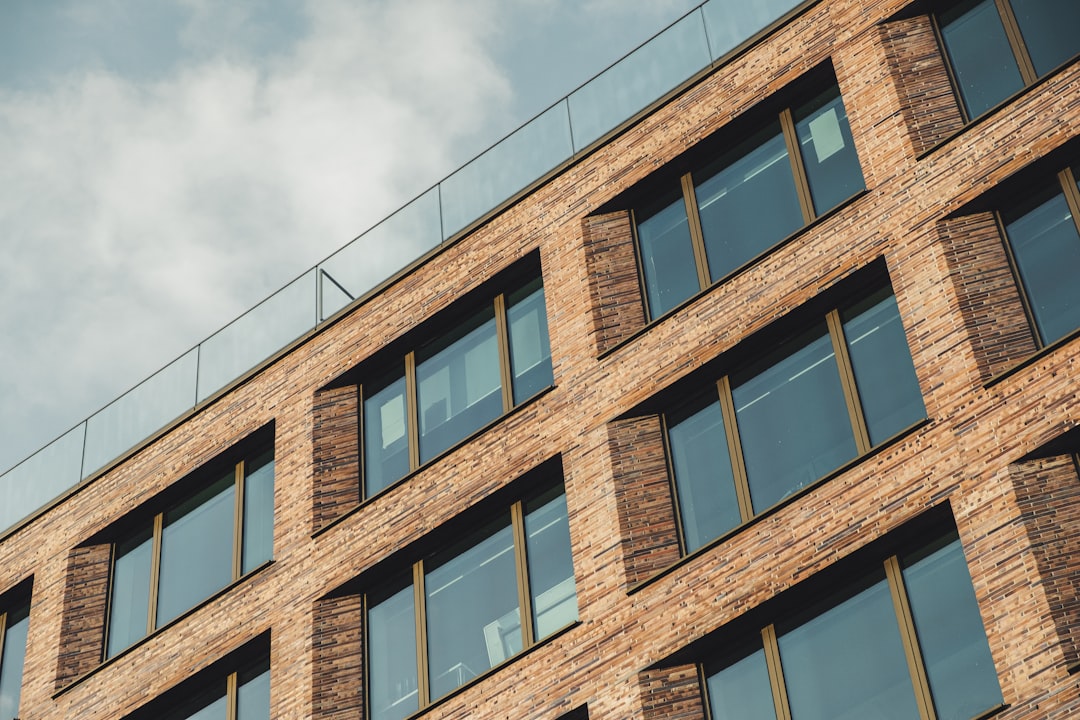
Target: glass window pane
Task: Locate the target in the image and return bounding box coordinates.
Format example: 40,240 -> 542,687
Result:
368,580 -> 419,720
157,475 -> 235,627
697,120 -> 803,282
524,487 -> 578,640
668,397 -> 742,551
794,86 -> 864,215
108,528 -> 154,657
903,536 -> 1003,720
732,324 -> 857,513
364,369 -> 410,497
1012,0 -> 1080,76
939,0 -> 1025,118
425,516 -> 519,700
237,664 -> 271,720
636,186 -> 699,318
705,645 -> 777,720
0,602 -> 29,720
167,684 -> 228,720
507,279 -> 554,404
242,450 -> 275,574
1004,184 -> 1080,345
778,573 -> 920,720
416,306 -> 502,463
842,290 -> 926,445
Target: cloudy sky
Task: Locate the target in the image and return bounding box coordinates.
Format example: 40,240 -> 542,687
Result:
0,0 -> 701,474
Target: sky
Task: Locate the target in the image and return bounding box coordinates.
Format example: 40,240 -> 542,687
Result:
0,0 -> 702,474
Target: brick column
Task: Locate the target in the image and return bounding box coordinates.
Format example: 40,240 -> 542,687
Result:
55,543 -> 111,690
582,211 -> 647,355
313,385 -> 361,534
312,593 -> 365,720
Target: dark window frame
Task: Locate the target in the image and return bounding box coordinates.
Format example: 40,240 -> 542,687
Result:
0,579 -> 32,720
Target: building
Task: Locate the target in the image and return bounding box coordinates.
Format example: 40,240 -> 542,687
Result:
2,0 -> 1080,718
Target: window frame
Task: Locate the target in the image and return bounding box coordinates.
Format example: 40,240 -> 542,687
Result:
103,435 -> 275,660
0,582 -> 31,720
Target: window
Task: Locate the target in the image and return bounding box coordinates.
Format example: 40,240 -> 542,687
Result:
361,271 -> 553,497
633,76 -> 864,318
667,285 -> 926,551
106,438 -> 274,658
998,165 -> 1080,347
935,0 -> 1080,120
703,529 -> 1003,720
124,651 -> 269,720
366,480 -> 577,719
0,584 -> 30,720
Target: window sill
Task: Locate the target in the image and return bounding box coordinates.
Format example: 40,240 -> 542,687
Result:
52,559 -> 275,699
626,417 -> 932,596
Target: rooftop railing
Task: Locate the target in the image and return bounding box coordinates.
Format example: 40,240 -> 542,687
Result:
1,0 -> 805,536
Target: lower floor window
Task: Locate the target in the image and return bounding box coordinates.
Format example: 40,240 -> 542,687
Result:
0,589 -> 30,720
127,653 -> 269,720
704,529 -> 1002,720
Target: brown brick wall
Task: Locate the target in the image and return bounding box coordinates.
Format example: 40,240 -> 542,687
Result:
312,385 -> 361,534
55,543 -> 110,690
638,664 -> 705,720
582,210 -> 647,355
312,593 -> 364,720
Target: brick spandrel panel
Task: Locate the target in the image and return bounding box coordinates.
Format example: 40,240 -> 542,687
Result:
608,415 -> 681,588
939,212 -> 1038,380
638,664 -> 706,720
582,210 -> 647,355
1011,455 -> 1080,670
55,543 -> 111,690
313,385 -> 361,534
312,593 -> 364,720
879,14 -> 965,156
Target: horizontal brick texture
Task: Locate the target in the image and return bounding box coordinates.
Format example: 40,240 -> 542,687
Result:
638,665 -> 705,720
312,594 -> 364,720
582,211 -> 647,354
55,544 -> 110,690
312,385 -> 361,534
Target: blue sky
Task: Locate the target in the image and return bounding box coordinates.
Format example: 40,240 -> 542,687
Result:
0,0 -> 700,473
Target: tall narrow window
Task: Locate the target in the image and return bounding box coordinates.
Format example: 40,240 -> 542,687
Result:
936,0 -> 1080,120
106,442 -> 274,658
0,590 -> 30,720
360,271 -> 553,499
668,286 -> 925,552
366,481 -> 577,720
704,530 -> 1003,720
999,166 -> 1080,347
633,76 -> 864,319
124,653 -> 269,720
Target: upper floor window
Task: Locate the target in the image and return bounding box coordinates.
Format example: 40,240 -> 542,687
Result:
704,528 -> 1002,720
124,648 -> 269,720
936,0 -> 1080,120
366,477 -> 577,719
361,266 -> 553,498
667,284 -> 925,552
0,583 -> 30,720
999,165 -> 1080,347
106,436 -> 274,658
633,72 -> 864,319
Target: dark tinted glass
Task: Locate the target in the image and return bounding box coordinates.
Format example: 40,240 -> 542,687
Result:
903,536 -> 1003,720
697,121 -> 803,282
524,487 -> 578,639
733,324 -> 857,513
668,396 -> 742,551
157,474 -> 235,626
940,0 -> 1024,117
778,573 -> 920,720
507,279 -> 554,404
636,186 -> 699,318
1012,0 -> 1080,76
237,663 -> 271,720
842,290 -> 926,444
369,579 -> 419,720
425,516 -> 519,700
108,527 -> 153,657
242,450 -> 274,574
705,645 -> 777,720
1004,182 -> 1080,344
363,368 -> 410,497
416,305 -> 501,463
0,601 -> 29,720
794,85 -> 864,215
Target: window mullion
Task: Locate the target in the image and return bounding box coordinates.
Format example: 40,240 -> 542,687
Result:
358,383 -> 367,499
717,376 -> 754,523
761,624 -> 794,720
511,500 -> 536,649
147,513 -> 164,632
780,108 -> 815,225
233,461 -> 245,581
995,209 -> 1043,348
413,560 -> 430,709
884,555 -> 937,720
495,294 -> 514,413
682,173 -> 712,291
405,353 -> 420,472
826,309 -> 871,454
1059,168 -> 1080,236
225,670 -> 239,720
995,0 -> 1039,84
0,611 -> 7,668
